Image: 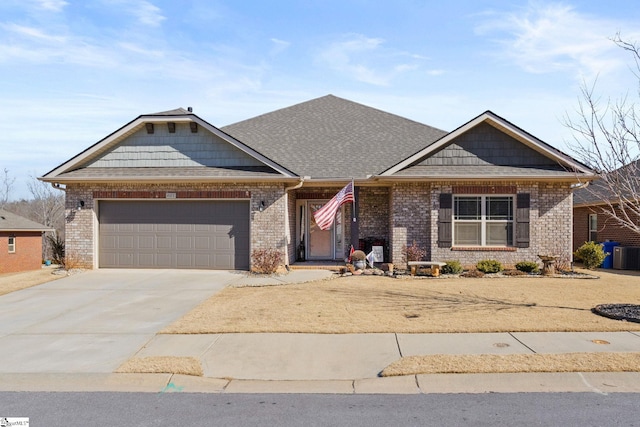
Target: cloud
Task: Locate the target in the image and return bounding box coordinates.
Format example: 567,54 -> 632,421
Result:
132,0 -> 166,27
475,2 -> 639,79
270,38 -> 290,55
316,34 -> 426,86
32,0 -> 68,12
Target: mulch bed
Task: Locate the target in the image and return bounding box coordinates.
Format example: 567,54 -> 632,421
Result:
592,304 -> 640,323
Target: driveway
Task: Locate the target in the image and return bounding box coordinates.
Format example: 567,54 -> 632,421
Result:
0,269 -> 240,373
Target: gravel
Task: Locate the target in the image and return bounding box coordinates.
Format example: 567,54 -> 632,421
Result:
592,304 -> 640,323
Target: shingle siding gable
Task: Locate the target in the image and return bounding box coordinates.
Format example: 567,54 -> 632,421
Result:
84,122 -> 264,169
418,122 -> 561,168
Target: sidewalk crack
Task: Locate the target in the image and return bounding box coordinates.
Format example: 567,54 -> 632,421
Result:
508,332 -> 536,353
394,333 -> 403,357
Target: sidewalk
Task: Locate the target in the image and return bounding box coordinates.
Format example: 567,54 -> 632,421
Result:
2,331 -> 640,394
2,269 -> 640,394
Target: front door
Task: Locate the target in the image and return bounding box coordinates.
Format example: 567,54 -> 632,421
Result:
308,201 -> 333,259
301,200 -> 345,260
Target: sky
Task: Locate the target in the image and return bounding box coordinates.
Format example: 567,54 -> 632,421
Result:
2,0 -> 640,200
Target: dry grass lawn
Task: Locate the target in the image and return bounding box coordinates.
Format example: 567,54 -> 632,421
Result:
116,356 -> 203,376
163,269 -> 640,334
0,267 -> 62,296
380,352 -> 640,376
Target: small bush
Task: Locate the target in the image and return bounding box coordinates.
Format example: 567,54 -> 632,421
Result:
351,250 -> 366,261
462,269 -> 485,278
515,261 -> 539,273
574,241 -> 607,270
503,269 -> 526,276
47,234 -> 65,265
441,260 -> 463,275
476,259 -> 503,274
251,248 -> 284,274
402,241 -> 426,262
61,251 -> 84,270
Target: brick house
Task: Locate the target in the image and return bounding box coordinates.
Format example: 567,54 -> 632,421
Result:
40,95 -> 594,270
573,178 -> 640,251
0,209 -> 53,273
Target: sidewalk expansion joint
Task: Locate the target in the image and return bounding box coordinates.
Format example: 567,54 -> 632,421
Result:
394,333 -> 403,357
508,332 -> 537,353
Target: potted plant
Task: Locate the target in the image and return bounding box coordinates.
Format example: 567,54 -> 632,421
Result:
351,250 -> 367,270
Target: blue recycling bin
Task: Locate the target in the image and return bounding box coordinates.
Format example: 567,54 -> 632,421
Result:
601,241 -> 620,269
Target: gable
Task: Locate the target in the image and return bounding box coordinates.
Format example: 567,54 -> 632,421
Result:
82,122 -> 265,169
418,122 -> 560,168
41,110 -> 296,182
381,110 -> 595,179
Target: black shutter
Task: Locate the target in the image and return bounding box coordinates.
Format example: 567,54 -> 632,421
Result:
438,193 -> 452,248
516,193 -> 530,248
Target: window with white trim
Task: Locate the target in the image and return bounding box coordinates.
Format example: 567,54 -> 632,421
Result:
588,214 -> 598,242
8,236 -> 15,253
453,195 -> 514,246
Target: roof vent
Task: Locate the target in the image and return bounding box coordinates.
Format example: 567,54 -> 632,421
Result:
188,107 -> 193,112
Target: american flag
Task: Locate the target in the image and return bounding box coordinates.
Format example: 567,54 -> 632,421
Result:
313,181 -> 355,231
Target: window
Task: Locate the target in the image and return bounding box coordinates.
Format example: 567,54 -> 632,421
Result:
589,214 -> 598,242
453,195 -> 514,246
8,236 -> 15,253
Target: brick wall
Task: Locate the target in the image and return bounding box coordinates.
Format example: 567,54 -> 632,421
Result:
574,205 -> 640,250
65,182 -> 287,269
0,232 -> 43,273
390,181 -> 573,269
390,183 -> 431,267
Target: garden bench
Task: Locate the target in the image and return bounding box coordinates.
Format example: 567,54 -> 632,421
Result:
408,261 -> 447,277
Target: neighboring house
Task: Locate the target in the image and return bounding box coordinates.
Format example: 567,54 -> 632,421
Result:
573,176 -> 640,251
40,95 -> 595,271
0,209 -> 53,274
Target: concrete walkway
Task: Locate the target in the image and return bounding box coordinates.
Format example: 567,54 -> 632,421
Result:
1,269 -> 640,394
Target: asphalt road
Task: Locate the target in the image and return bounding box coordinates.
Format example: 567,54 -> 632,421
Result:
1,392 -> 638,426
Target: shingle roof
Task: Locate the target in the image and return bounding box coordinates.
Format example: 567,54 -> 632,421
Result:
0,209 -> 53,231
221,95 -> 448,179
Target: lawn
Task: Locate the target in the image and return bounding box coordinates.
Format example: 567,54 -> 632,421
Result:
163,269 -> 640,334
0,267 -> 61,296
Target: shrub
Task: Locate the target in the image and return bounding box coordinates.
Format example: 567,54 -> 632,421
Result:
515,261 -> 539,273
462,269 -> 485,278
251,248 -> 284,274
442,260 -> 463,275
503,269 -> 526,276
574,241 -> 607,270
47,234 -> 65,265
351,250 -> 366,261
61,251 -> 84,270
476,259 -> 503,274
402,241 -> 426,262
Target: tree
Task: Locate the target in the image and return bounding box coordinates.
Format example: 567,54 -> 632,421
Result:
565,33 -> 640,236
0,168 -> 15,209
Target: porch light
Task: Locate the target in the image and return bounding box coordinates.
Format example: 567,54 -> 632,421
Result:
77,200 -> 85,210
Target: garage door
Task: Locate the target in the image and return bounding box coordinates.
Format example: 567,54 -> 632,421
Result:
99,200 -> 250,269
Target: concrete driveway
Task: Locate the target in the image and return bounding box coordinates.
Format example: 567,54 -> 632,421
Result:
0,269 -> 240,373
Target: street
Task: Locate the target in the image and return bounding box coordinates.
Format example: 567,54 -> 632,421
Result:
1,392 -> 638,426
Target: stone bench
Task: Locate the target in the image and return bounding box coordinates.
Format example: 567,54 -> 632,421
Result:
407,261 -> 447,277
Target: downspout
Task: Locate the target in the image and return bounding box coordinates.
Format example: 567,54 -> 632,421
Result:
283,177 -> 307,268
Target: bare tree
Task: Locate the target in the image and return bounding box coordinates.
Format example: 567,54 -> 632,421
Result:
0,168 -> 15,209
565,33 -> 640,235
26,174 -> 65,233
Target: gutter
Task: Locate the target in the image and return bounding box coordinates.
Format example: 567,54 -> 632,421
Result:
285,176 -> 308,192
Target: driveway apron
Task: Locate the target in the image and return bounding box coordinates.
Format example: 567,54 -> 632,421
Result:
0,269 -> 238,373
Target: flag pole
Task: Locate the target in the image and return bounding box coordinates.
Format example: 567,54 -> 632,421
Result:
352,178 -> 356,223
